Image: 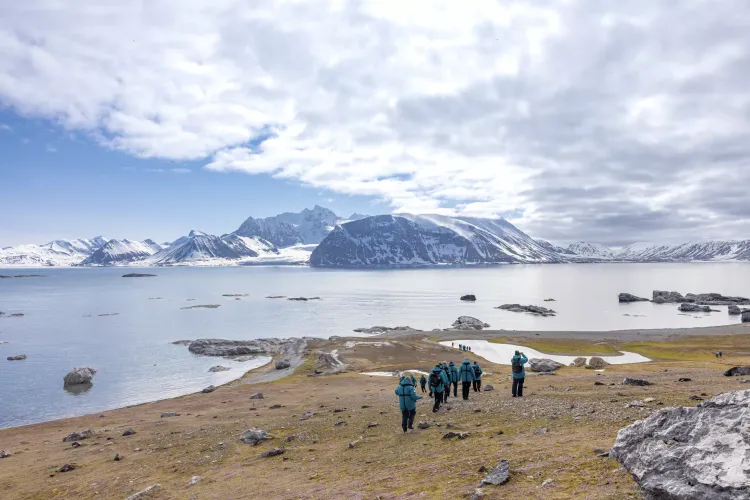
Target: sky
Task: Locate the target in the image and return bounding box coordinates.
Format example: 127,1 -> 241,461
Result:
2,0 -> 750,248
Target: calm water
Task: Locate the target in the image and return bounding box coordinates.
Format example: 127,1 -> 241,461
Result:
1,263 -> 749,428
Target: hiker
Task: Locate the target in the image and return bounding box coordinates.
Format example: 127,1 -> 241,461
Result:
410,373 -> 417,387
458,344 -> 463,351
429,365 -> 446,412
472,361 -> 483,392
458,358 -> 475,400
511,350 -> 529,397
395,375 -> 422,432
452,342 -> 455,348
719,351 -> 723,358
419,374 -> 427,393
441,362 -> 451,403
448,361 -> 459,397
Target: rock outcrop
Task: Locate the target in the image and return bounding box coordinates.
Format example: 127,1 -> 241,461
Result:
496,304 -> 556,317
6,354 -> 26,361
623,378 -> 651,386
275,359 -> 291,370
352,326 -> 417,334
460,294 -> 477,302
653,290 -> 750,305
480,460 -> 510,485
744,311 -> 750,323
678,303 -> 719,313
208,365 -> 231,372
586,357 -> 610,369
612,390 -> 750,500
724,366 -> 750,377
619,293 -> 649,303
528,359 -> 563,372
729,305 -> 742,315
186,338 -> 306,358
449,316 -> 490,330
241,428 -> 272,446
571,357 -> 587,367
121,273 -> 156,278
63,367 -> 97,386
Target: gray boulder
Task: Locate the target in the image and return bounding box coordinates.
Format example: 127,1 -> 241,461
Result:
481,460 -> 510,485
744,311 -> 750,323
729,305 -> 742,315
6,354 -> 26,361
528,358 -> 563,372
202,385 -> 216,393
678,303 -> 718,313
63,429 -> 94,442
653,290 -> 685,303
612,390 -> 750,500
240,428 -> 271,446
483,384 -> 494,391
571,357 -> 587,367
275,359 -> 291,370
460,294 -> 477,302
586,357 -> 610,369
250,392 -> 264,399
623,378 -> 651,386
208,365 -> 231,372
724,366 -> 750,377
63,367 -> 97,386
0,450 -> 10,459
450,316 -> 490,330
496,304 -> 556,317
619,293 -> 649,303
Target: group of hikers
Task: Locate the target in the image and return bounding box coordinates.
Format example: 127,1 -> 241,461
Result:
394,350 -> 530,432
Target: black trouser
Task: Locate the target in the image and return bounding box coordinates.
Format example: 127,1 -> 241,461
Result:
473,379 -> 481,391
433,390 -> 442,411
452,381 -> 458,397
420,385 -> 426,393
512,377 -> 524,397
462,382 -> 471,400
443,386 -> 449,403
401,409 -> 416,431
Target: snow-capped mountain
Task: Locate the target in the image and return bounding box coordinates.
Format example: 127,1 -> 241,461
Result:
0,237 -> 108,267
309,214 -> 566,267
234,205 -> 342,247
615,240 -> 750,261
80,239 -> 163,265
566,241 -> 616,259
535,239 -> 576,255
146,230 -> 279,265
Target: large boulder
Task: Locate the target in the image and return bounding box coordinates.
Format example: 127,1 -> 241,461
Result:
653,290 -> 686,303
240,428 -> 271,446
571,357 -> 587,367
586,357 -> 610,369
460,294 -> 477,302
743,311 -> 750,323
481,460 -> 510,485
528,358 -> 563,373
619,293 -> 649,303
275,359 -> 291,370
6,354 -> 26,361
495,304 -> 556,317
611,390 -> 750,500
623,377 -> 651,386
450,316 -> 490,330
63,367 -> 97,386
728,305 -> 742,315
678,303 -> 717,313
724,366 -> 750,377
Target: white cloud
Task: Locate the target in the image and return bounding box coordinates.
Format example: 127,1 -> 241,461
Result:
45,144 -> 57,153
170,168 -> 191,174
145,168 -> 164,173
0,124 -> 11,131
2,1 -> 750,243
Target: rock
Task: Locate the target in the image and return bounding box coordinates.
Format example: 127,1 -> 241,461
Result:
743,311 -> 750,323
0,450 -> 10,458
6,354 -> 26,361
652,290 -> 686,303
259,447 -> 285,458
185,337 -> 306,358
333,408 -> 345,413
544,298 -> 556,302
417,422 -> 430,429
348,436 -> 364,449
269,404 -> 282,409
481,460 -> 510,486
483,384 -> 494,391
300,411 -> 315,421
125,484 -> 161,500
643,397 -> 655,403
678,378 -> 693,382
367,422 -> 378,428
623,377 -> 651,386
678,303 -> 718,313
288,296 -> 321,301
63,429 -> 94,442
594,381 -> 605,386
352,325 -> 417,334
208,365 -> 231,373
275,359 -> 291,370
460,294 -> 477,302
188,476 -> 201,486
222,294 -> 248,297
571,357 -> 587,367
478,465 -> 488,473
442,432 -> 468,439
250,392 -> 264,400
449,316 -> 490,330
729,305 -> 742,315
160,412 -> 179,418
121,273 -> 156,278
586,357 -> 610,369
652,296 -> 668,304
240,428 -> 271,446
266,295 -> 286,299
495,304 -> 556,317
535,427 -> 548,435
63,367 -> 97,386
724,366 -> 750,377
528,358 -> 563,372
122,428 -> 136,436
627,401 -> 645,408
619,293 -> 649,303
181,304 -> 221,310
114,453 -> 122,461
690,395 -> 705,401
612,389 -> 750,500
58,464 -> 76,472
541,479 -> 553,487
202,385 -> 216,393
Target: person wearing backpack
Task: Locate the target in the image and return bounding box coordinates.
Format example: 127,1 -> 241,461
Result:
472,361 -> 483,391
410,373 -> 417,387
511,350 -> 529,397
448,361 -> 459,397
419,374 -> 427,393
441,362 -> 451,403
428,365 -> 446,412
458,358 -> 475,400
395,375 -> 422,432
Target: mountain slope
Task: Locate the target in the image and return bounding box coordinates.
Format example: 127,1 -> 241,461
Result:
0,237 -> 108,267
234,205 -> 342,246
616,240 -> 750,261
80,239 -> 162,265
147,230 -> 279,265
309,214 -> 565,267
566,242 -> 616,259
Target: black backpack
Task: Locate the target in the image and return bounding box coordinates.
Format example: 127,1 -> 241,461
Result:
429,372 -> 440,388
511,357 -> 522,374
473,365 -> 481,377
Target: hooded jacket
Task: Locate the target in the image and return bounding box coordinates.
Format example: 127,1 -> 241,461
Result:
429,365 -> 446,393
472,362 -> 483,379
511,353 -> 529,379
459,359 -> 475,382
419,375 -> 427,387
448,362 -> 459,383
395,376 -> 422,411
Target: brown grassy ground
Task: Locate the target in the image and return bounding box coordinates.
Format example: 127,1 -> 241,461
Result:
1,334 -> 749,500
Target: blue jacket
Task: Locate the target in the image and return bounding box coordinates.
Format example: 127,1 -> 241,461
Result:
458,359 -> 475,382
410,374 -> 417,386
395,377 -> 422,411
448,362 -> 459,383
419,375 -> 427,387
472,362 -> 483,379
511,354 -> 529,379
429,366 -> 447,392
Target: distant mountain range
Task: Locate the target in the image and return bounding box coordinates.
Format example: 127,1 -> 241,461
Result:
2,207 -> 749,267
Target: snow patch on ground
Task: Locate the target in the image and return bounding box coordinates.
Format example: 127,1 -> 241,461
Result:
360,369 -> 430,377
344,341 -> 394,348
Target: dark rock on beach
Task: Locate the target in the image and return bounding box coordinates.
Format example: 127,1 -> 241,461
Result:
618,293 -> 649,303
449,316 -> 490,330
496,304 -> 556,317
121,273 -> 156,278
208,365 -> 231,373
180,304 -> 221,310
202,385 -> 216,393
259,447 -> 285,458
653,290 -> 750,305
743,311 -> 750,323
63,429 -> 94,442
728,305 -> 742,315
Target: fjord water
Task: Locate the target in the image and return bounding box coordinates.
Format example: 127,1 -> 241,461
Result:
1,263 -> 749,428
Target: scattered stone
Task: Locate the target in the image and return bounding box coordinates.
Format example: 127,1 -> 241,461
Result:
678,378 -> 692,382
612,390 -> 750,500
496,304 -> 556,316
335,421 -> 347,427
270,404 -> 282,409
125,484 -> 161,500
618,293 -> 649,303
417,422 -> 430,429
58,464 -> 76,472
483,384 -> 494,391
571,357 -> 587,367
333,408 -> 345,413
6,354 -> 26,361
443,432 -> 468,439
240,428 -> 271,446
202,385 -> 216,393
122,429 -> 136,436
367,422 -> 378,428
449,316 -> 490,330
481,460 -> 510,486
300,412 -> 315,421
541,479 -> 553,487
678,303 -> 719,313
689,395 -> 704,401
348,436 -> 364,449
528,359 -> 563,372
586,357 -> 610,369
208,365 -> 231,372
160,412 -> 179,418
724,366 -> 750,377
594,381 -> 605,386
188,476 -> 201,486
0,450 -> 10,458
121,273 -> 156,278
460,294 -> 477,302
63,429 -> 94,442
623,377 -> 651,386
63,367 -> 97,386
181,304 -> 221,310
114,453 -> 122,461
643,397 -> 655,403
534,427 -> 548,435
275,359 -> 291,370
250,392 -> 264,399
627,401 -> 645,408
71,441 -> 81,448
478,465 -> 488,473
259,447 -> 285,458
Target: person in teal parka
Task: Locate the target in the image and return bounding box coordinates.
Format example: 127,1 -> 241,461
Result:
441,362 -> 451,403
410,374 -> 417,387
395,375 -> 422,432
472,361 -> 483,392
419,374 -> 427,393
511,350 -> 529,397
448,361 -> 459,397
428,364 -> 447,412
458,358 -> 475,400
